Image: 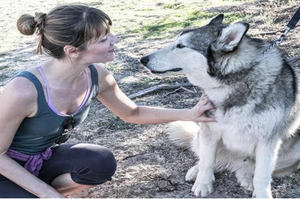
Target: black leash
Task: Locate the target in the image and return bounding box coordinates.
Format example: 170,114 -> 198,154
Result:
272,6 -> 300,46
287,6 -> 300,29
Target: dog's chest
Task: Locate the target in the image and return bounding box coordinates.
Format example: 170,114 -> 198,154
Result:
210,120 -> 258,156
204,85 -> 288,156
222,125 -> 257,156
210,107 -> 280,156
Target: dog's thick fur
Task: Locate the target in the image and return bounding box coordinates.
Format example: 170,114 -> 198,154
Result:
140,14 -> 300,198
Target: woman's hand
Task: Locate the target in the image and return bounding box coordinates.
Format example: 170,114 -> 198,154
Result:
188,95 -> 216,122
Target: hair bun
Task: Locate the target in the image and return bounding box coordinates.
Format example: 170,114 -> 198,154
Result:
16,12 -> 46,35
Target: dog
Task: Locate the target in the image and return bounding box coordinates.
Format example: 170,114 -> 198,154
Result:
140,14 -> 300,198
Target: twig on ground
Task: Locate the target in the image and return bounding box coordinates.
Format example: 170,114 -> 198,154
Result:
180,86 -> 196,93
122,154 -> 140,161
163,86 -> 196,97
128,83 -> 194,99
163,87 -> 183,97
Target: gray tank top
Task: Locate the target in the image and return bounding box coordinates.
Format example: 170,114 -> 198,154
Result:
9,65 -> 99,155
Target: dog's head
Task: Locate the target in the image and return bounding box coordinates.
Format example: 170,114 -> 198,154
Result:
140,14 -> 251,87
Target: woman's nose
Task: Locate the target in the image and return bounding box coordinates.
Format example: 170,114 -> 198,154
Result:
110,33 -> 120,44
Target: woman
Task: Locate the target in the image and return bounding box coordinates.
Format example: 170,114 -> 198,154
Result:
0,4 -> 215,198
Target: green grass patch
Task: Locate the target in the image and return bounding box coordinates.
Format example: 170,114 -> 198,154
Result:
0,53 -> 7,57
98,0 -> 263,40
159,2 -> 184,10
129,11 -> 249,39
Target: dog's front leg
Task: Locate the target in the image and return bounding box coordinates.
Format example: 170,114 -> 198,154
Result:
252,139 -> 282,198
191,126 -> 219,197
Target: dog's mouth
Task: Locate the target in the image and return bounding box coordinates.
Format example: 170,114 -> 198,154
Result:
150,68 -> 182,74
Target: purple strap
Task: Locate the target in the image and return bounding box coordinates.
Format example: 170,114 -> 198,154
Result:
37,66 -> 91,116
6,148 -> 52,176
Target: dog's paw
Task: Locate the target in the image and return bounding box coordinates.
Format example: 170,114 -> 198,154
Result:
185,165 -> 199,182
191,181 -> 214,197
240,177 -> 254,191
191,171 -> 215,197
236,172 -> 254,191
235,167 -> 255,192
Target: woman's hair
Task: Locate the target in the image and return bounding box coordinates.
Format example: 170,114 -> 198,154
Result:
17,4 -> 112,59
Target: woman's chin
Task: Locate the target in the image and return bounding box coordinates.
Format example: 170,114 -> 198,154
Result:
97,53 -> 115,63
100,56 -> 115,63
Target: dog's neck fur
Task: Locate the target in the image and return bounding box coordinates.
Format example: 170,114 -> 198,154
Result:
193,36 -> 287,112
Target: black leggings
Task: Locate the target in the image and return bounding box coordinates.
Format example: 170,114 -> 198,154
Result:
0,143 -> 117,198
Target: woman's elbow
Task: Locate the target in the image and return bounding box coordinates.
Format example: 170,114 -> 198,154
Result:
119,107 -> 140,124
120,114 -> 139,124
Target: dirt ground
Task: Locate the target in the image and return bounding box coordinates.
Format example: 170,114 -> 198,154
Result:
1,0 -> 300,198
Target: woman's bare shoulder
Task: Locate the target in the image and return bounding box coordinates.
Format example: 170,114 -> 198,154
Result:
1,76 -> 38,117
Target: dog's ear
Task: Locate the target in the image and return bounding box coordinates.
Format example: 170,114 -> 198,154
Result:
212,22 -> 249,52
207,14 -> 224,26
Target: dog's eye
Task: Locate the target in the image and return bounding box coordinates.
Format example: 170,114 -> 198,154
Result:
176,43 -> 186,49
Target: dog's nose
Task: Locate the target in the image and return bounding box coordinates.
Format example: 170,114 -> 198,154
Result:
140,56 -> 149,66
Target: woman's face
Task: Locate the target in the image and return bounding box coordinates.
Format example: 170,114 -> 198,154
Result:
80,32 -> 120,64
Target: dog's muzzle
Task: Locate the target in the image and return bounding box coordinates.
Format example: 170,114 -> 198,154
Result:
140,55 -> 183,74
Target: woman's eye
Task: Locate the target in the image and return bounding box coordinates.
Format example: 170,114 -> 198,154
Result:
99,37 -> 107,42
176,43 -> 186,48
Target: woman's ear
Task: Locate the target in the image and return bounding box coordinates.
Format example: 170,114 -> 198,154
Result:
64,45 -> 79,58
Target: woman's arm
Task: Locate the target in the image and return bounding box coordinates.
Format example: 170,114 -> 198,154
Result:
126,97 -> 215,124
0,154 -> 63,197
0,78 -> 64,198
96,65 -> 215,124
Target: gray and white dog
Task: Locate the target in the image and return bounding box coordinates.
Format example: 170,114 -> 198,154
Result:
140,14 -> 300,198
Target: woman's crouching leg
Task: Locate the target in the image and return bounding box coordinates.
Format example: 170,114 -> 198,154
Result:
51,173 -> 93,195
67,144 -> 117,185
39,143 -> 117,195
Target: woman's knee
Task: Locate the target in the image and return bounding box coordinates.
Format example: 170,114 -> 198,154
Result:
69,144 -> 117,185
88,145 -> 117,177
